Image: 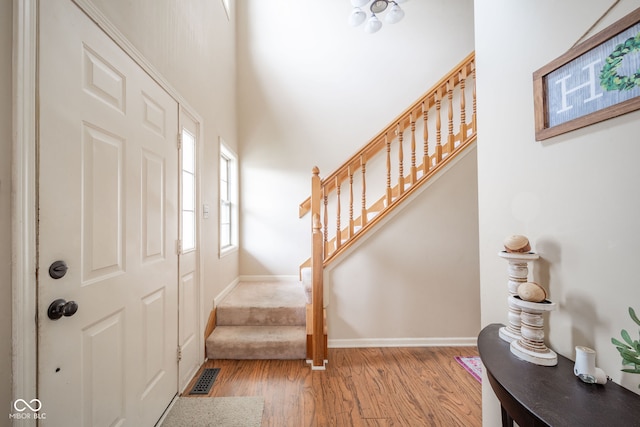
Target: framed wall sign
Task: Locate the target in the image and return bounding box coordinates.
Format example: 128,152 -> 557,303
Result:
533,7 -> 640,141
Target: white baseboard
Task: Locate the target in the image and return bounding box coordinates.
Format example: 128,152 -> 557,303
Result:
238,274 -> 299,282
213,277 -> 240,308
328,336 -> 478,348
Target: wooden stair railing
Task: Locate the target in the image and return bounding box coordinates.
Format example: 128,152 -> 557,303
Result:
302,52 -> 476,369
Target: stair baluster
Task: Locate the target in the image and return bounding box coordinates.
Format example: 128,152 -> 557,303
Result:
349,165 -> 354,239
410,113 -> 417,184
397,124 -> 404,197
447,79 -> 454,152
459,68 -> 467,139
423,102 -> 429,175
435,88 -> 443,164
361,154 -> 367,227
386,134 -> 392,205
472,66 -> 477,133
335,176 -> 341,251
323,189 -> 328,256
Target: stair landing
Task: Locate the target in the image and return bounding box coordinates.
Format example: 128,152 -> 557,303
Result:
206,282 -> 307,360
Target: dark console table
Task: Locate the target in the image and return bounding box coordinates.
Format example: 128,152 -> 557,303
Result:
478,323 -> 640,427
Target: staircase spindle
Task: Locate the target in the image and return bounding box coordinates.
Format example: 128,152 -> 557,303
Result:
397,123 -> 404,197
447,79 -> 454,151
423,101 -> 429,175
410,113 -> 417,184
349,165 -> 354,238
459,68 -> 467,139
386,134 -> 392,206
335,176 -> 341,250
435,89 -> 443,164
361,154 -> 367,227
472,64 -> 477,133
323,189 -> 329,256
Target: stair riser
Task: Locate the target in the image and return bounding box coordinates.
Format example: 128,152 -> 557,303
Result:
216,306 -> 305,327
206,341 -> 306,360
206,326 -> 307,360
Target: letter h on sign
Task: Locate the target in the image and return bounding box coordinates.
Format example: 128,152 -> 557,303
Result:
554,59 -> 604,114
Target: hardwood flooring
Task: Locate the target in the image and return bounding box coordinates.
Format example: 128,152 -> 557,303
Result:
183,346 -> 482,427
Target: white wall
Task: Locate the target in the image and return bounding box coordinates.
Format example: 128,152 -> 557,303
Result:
1,0 -> 13,420
327,146 -> 480,343
89,0 -> 239,313
475,0 -> 640,425
237,0 -> 476,276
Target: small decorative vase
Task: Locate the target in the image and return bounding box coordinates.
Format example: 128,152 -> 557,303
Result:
498,251 -> 539,343
509,296 -> 558,366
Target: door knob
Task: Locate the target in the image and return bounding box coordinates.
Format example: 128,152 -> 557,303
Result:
47,299 -> 78,320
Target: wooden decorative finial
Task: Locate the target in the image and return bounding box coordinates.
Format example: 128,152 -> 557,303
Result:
312,166 -> 319,175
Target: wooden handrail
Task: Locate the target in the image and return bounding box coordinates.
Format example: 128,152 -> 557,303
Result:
304,52 -> 476,369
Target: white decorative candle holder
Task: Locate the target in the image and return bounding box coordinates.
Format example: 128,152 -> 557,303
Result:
509,296 -> 557,366
498,251 -> 539,343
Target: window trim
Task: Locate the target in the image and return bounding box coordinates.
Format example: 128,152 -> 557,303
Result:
219,140 -> 238,257
221,0 -> 231,21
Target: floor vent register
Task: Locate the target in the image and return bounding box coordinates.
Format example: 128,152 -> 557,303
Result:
189,368 -> 220,395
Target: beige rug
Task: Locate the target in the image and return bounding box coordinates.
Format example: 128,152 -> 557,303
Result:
159,396 -> 264,427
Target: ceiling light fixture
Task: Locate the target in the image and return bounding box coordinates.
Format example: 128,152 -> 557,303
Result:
348,0 -> 407,34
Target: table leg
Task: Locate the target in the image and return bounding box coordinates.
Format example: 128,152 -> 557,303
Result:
501,405 -> 514,427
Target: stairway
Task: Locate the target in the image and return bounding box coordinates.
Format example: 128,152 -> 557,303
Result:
205,281 -> 307,360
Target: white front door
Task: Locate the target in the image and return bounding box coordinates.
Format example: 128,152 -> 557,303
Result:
178,109 -> 203,392
38,0 -> 179,425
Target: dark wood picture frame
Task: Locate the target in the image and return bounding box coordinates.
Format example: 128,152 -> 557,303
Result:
534,7 -> 640,141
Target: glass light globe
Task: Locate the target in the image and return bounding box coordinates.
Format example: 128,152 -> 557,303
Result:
364,14 -> 382,33
370,0 -> 389,14
348,7 -> 367,27
385,3 -> 404,24
351,0 -> 370,7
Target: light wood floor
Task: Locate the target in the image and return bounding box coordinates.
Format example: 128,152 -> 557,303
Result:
183,346 -> 482,427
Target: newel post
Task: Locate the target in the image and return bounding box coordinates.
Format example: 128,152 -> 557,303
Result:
310,167 -> 326,368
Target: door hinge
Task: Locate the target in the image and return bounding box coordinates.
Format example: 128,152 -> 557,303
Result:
176,239 -> 182,255
178,132 -> 182,150
177,346 -> 182,362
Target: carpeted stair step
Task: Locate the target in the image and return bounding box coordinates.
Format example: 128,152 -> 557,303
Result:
205,325 -> 306,360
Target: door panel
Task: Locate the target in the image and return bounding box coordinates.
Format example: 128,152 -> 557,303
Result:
142,151 -> 166,263
141,289 -> 167,396
82,124 -> 125,283
38,0 -> 179,425
82,311 -> 126,427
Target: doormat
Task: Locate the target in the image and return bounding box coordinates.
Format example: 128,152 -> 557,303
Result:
159,396 -> 264,427
454,356 -> 482,383
189,368 -> 220,395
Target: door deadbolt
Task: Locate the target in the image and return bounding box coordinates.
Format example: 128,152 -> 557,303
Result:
47,299 -> 78,320
49,260 -> 68,279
